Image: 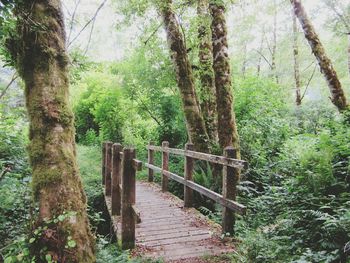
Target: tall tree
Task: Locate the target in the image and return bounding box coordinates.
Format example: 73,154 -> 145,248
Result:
209,1 -> 240,154
197,0 -> 218,148
291,0 -> 349,112
9,1 -> 95,261
292,9 -> 302,106
159,0 -> 210,153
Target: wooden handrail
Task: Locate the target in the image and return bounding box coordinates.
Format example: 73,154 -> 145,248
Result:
147,145 -> 248,169
144,163 -> 246,215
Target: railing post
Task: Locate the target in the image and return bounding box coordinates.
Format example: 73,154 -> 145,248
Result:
162,141 -> 169,192
105,142 -> 113,196
102,142 -> 106,185
148,141 -> 154,182
184,143 -> 194,207
121,147 -> 136,250
112,143 -> 122,215
222,147 -> 239,235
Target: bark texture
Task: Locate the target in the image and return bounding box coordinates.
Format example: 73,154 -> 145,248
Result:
160,0 -> 209,153
209,1 -> 240,154
291,0 -> 349,111
12,1 -> 95,261
292,10 -> 302,106
197,0 -> 218,147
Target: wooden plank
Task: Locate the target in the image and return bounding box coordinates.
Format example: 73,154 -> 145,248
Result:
111,143 -> 122,215
222,147 -> 239,234
184,143 -> 194,207
105,142 -> 113,196
102,142 -> 106,185
186,180 -> 246,215
132,159 -> 142,171
139,230 -> 209,242
162,141 -> 169,192
148,141 -> 154,182
144,163 -> 246,214
145,233 -> 212,247
121,148 -> 136,250
147,145 -> 248,169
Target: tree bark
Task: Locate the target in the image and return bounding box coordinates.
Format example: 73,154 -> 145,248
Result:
160,0 -> 210,153
197,0 -> 218,148
291,0 -> 349,112
292,10 -> 302,106
12,1 -> 95,261
209,1 -> 240,155
271,0 -> 279,83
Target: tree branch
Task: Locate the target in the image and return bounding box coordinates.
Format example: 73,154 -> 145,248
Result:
68,0 -> 107,48
0,73 -> 18,100
301,63 -> 317,102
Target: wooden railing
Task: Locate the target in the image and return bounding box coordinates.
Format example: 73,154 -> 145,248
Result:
102,141 -> 248,250
102,142 -> 142,250
146,141 -> 247,233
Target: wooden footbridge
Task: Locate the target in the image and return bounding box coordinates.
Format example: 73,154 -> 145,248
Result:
102,141 -> 248,262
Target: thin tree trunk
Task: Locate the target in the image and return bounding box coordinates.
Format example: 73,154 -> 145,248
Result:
291,0 -> 349,111
271,0 -> 279,83
292,10 -> 302,106
257,29 -> 264,77
209,1 -> 240,155
197,0 -> 218,148
11,1 -> 95,261
159,0 -> 209,153
241,43 -> 247,78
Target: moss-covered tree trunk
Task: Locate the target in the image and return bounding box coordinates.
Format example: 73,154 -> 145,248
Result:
209,1 -> 240,155
160,0 -> 209,153
292,10 -> 302,106
12,1 -> 95,262
291,0 -> 349,112
197,0 -> 218,148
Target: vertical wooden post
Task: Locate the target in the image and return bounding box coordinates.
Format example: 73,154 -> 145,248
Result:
184,143 -> 194,207
161,141 -> 169,192
148,141 -> 154,182
222,147 -> 239,235
102,142 -> 106,185
105,142 -> 113,196
121,147 -> 136,250
111,143 -> 122,216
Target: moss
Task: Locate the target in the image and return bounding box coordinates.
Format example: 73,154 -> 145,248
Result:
32,167 -> 63,199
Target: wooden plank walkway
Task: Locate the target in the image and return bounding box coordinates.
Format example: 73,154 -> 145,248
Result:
105,181 -> 234,262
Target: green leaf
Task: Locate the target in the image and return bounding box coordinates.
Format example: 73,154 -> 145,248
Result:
45,254 -> 52,262
58,215 -> 65,222
29,238 -> 35,244
67,240 -> 76,248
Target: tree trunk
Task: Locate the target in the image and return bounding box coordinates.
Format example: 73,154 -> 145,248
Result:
271,0 -> 279,84
291,0 -> 349,111
12,1 -> 95,262
209,1 -> 240,155
292,10 -> 302,106
160,0 -> 210,153
197,0 -> 219,148
257,29 -> 264,77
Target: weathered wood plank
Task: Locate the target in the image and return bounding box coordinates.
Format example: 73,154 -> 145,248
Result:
121,148 -> 136,250
162,141 -> 169,192
144,163 -> 246,214
105,142 -> 113,196
147,145 -> 248,169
